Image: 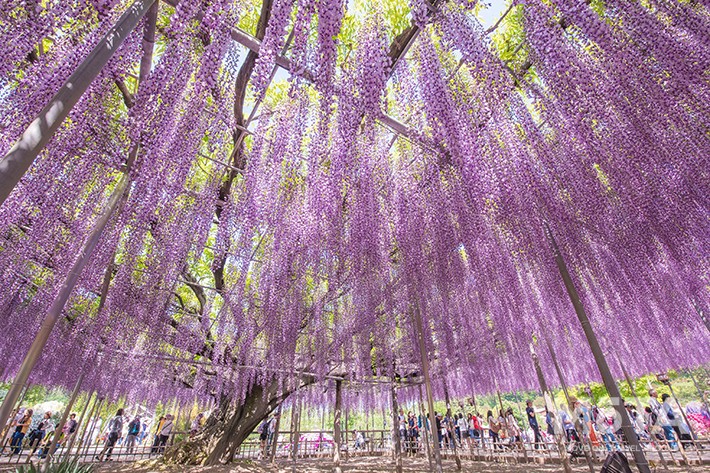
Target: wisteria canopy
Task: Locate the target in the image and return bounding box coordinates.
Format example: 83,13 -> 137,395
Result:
0,0 -> 708,415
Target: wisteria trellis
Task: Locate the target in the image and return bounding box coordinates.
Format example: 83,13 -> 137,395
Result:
0,0 -> 708,413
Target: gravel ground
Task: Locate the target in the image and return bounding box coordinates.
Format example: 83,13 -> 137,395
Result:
91,456 -> 710,473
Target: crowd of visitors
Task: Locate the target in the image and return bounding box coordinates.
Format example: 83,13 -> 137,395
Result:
0,403 -> 198,462
1,386 -> 708,463
382,389 -> 709,458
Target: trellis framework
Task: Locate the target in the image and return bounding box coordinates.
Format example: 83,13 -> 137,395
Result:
0,0 -> 708,470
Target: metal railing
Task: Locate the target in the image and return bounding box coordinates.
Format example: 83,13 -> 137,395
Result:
1,426 -> 707,466
0,430 -> 188,465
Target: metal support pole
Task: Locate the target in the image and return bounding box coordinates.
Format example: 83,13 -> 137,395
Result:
544,222 -> 651,473
668,382 -> 697,443
686,369 -> 709,413
43,373 -> 84,468
616,353 -> 642,412
269,404 -> 282,464
63,390 -> 94,461
333,379 -> 343,473
531,343 -> 573,473
291,395 -> 302,467
418,384 -> 433,471
545,338 -> 572,408
344,404 -> 349,462
0,0 -> 157,206
443,382 -> 462,470
77,397 -> 104,461
390,382 -> 403,473
0,175 -> 130,432
412,301 -> 443,473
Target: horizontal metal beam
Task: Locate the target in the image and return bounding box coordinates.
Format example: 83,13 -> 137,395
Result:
226,27 -> 436,151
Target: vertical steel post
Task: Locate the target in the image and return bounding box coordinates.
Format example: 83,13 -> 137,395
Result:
390,382 -> 403,473
418,384 -> 433,470
43,373 -> 84,468
667,382 -> 697,446
0,176 -> 130,432
616,353 -> 643,412
63,391 -> 94,461
531,343 -> 573,473
412,301 -> 443,473
443,382 -> 462,470
544,222 -> 650,473
0,0 -> 157,205
333,380 -> 343,473
269,403 -> 282,464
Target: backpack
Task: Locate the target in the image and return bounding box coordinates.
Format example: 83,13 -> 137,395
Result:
129,420 -> 140,435
600,451 -> 632,473
666,408 -> 676,421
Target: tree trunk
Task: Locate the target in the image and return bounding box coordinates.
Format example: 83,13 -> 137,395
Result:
165,375 -> 312,465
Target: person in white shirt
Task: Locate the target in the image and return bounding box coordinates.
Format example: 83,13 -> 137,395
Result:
26,411 -> 54,459
593,407 -> 620,451
505,408 -> 521,447
97,408 -> 124,461
455,413 -> 468,446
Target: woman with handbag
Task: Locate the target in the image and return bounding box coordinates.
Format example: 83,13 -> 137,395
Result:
487,410 -> 501,450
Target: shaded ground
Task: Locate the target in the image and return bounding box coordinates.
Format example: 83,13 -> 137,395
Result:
92,456 -> 710,473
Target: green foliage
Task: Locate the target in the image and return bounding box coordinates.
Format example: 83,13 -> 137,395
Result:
13,460 -> 94,473
490,3 -> 530,78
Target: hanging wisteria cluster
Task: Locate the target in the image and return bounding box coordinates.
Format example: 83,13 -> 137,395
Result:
0,0 -> 708,415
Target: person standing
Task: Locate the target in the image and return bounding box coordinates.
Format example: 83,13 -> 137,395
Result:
649,389 -> 677,449
505,408 -> 521,448
487,410 -> 501,450
526,400 -> 542,449
189,413 -> 204,436
26,411 -> 54,459
154,414 -> 173,454
455,413 -> 467,447
9,409 -> 32,455
354,429 -> 365,450
407,411 -> 418,453
474,413 -> 483,446
125,415 -> 141,454
58,413 -> 78,448
96,409 -> 124,461
593,406 -> 620,452
267,413 -> 279,451
434,413 -> 443,449
258,417 -> 269,457
139,417 -> 149,444
662,393 -> 692,448
150,416 -> 165,453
